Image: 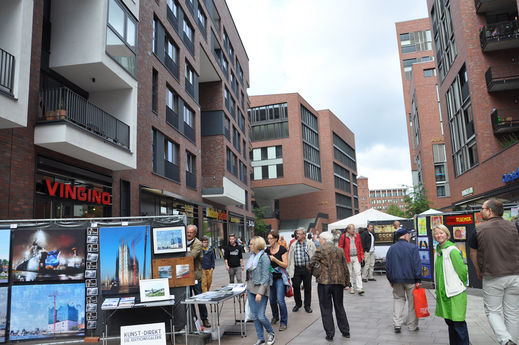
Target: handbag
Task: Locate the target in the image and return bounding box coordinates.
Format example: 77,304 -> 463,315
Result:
279,267 -> 294,297
413,287 -> 430,318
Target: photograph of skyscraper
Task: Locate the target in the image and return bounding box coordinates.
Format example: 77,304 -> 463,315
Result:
100,226 -> 151,294
10,283 -> 85,340
0,287 -> 7,342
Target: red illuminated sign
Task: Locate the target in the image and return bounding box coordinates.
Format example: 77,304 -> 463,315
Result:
445,215 -> 473,226
45,179 -> 111,205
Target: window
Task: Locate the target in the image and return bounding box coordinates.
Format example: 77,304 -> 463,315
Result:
186,151 -> 195,173
106,0 -> 137,76
435,164 -> 446,182
183,20 -> 193,41
197,7 -> 207,34
431,0 -> 457,81
165,139 -> 179,164
424,68 -> 436,77
152,69 -> 158,113
183,104 -> 194,128
437,185 -> 446,197
166,86 -> 177,112
185,63 -> 194,85
166,37 -> 178,63
167,0 -> 178,17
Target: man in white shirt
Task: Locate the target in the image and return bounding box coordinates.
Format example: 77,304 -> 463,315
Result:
361,223 -> 376,282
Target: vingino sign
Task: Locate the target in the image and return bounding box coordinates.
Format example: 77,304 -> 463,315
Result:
502,167 -> 519,183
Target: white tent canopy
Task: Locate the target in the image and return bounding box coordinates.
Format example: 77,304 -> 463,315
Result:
419,208 -> 443,215
329,208 -> 406,230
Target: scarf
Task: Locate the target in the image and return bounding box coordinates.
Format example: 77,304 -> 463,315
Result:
246,250 -> 264,271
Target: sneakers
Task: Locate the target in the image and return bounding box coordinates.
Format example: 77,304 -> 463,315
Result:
279,324 -> 287,331
253,340 -> 265,345
266,332 -> 276,345
202,319 -> 211,328
394,326 -> 401,333
358,289 -> 365,295
270,317 -> 279,325
362,278 -> 368,282
368,278 -> 377,281
505,341 -> 517,345
350,288 -> 355,294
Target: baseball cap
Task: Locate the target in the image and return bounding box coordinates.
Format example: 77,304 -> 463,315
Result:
395,228 -> 411,237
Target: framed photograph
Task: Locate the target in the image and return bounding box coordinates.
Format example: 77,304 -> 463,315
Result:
100,226 -> 152,295
10,283 -> 85,340
87,253 -> 98,262
418,237 -> 429,250
152,226 -> 186,254
0,230 -> 10,284
86,279 -> 97,288
87,228 -> 98,236
87,312 -> 97,321
87,244 -> 99,252
87,296 -> 97,304
87,320 -> 97,329
0,287 -> 7,342
139,278 -> 170,302
87,287 -> 98,296
421,264 -> 432,279
86,303 -> 97,312
152,257 -> 194,287
87,261 -> 97,270
87,236 -> 98,244
419,250 -> 430,265
11,228 -> 85,282
453,226 -> 466,240
85,270 -> 96,279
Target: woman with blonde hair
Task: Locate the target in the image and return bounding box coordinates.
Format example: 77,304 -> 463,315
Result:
433,224 -> 469,345
246,236 -> 276,345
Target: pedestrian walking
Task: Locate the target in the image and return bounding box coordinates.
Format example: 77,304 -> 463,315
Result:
361,223 -> 376,282
433,224 -> 469,345
287,227 -> 316,313
201,237 -> 215,293
469,198 -> 519,345
224,234 -> 244,283
265,231 -> 289,331
307,231 -> 351,342
386,227 -> 421,333
338,224 -> 365,295
246,236 -> 276,345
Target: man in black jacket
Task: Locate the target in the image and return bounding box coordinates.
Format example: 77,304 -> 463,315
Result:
361,223 -> 376,282
386,228 -> 421,334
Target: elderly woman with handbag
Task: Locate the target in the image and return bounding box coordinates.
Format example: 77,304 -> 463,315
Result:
433,224 -> 469,345
246,236 -> 276,345
307,231 -> 351,342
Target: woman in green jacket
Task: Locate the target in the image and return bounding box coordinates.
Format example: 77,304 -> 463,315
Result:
433,224 -> 469,345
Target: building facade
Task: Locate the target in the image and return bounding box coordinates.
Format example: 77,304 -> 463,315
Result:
357,177 -> 407,212
423,0 -> 519,208
395,19 -> 452,209
249,93 -> 358,233
0,0 -> 253,246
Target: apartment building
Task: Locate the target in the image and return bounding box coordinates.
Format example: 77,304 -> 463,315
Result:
249,93 -> 358,233
395,18 -> 452,209
423,0 -> 519,208
357,177 -> 407,212
0,0 -> 253,245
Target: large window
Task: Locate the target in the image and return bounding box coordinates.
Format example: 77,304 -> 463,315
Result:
106,0 -> 137,76
152,69 -> 158,113
333,133 -> 356,171
400,30 -> 432,54
249,103 -> 289,141
431,0 -> 457,81
301,106 -> 321,182
152,129 -> 180,182
432,144 -> 450,197
334,163 -> 351,193
411,93 -> 420,148
252,145 -> 283,180
183,104 -> 194,128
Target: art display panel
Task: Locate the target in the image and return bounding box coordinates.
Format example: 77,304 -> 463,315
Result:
10,283 -> 85,340
0,230 -> 10,283
100,226 -> 152,295
152,257 -> 194,287
11,229 -> 85,282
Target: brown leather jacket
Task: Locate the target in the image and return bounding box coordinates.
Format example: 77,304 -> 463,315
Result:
307,242 -> 351,287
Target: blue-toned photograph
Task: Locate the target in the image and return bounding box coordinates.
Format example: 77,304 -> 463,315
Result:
419,250 -> 430,265
152,226 -> 186,254
100,226 -> 152,294
0,287 -> 7,342
0,230 -> 10,283
10,283 -> 85,340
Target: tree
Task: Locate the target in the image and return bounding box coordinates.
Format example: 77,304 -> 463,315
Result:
253,206 -> 271,238
386,204 -> 405,218
403,186 -> 431,218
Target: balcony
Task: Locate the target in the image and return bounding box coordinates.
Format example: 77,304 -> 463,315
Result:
166,106 -> 179,130
35,87 -> 134,170
165,160 -> 180,182
485,65 -> 519,92
184,123 -> 195,143
202,176 -> 245,205
480,21 -> 519,52
186,171 -> 197,189
491,109 -> 519,134
475,0 -> 517,14
0,48 -> 14,96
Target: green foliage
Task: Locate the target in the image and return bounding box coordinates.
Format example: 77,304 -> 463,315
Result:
403,186 -> 431,218
253,206 -> 270,238
386,204 -> 405,218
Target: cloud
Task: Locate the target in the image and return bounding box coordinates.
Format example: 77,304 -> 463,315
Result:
356,144 -> 412,189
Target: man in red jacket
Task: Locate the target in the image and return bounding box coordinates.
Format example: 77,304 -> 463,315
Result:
339,224 -> 365,295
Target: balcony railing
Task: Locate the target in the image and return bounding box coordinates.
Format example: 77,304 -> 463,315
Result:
167,6 -> 179,34
0,48 -> 15,95
165,55 -> 179,79
166,106 -> 179,130
165,160 -> 180,182
475,0 -> 516,14
184,122 -> 195,143
480,20 -> 519,52
186,171 -> 196,189
491,109 -> 519,134
485,65 -> 519,92
39,87 -> 130,149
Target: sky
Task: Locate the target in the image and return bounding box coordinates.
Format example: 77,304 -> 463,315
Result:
227,0 -> 429,189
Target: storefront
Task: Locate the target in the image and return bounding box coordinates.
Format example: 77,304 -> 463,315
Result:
228,213 -> 245,243
202,207 -> 227,256
34,156 -> 112,218
139,187 -> 200,226
246,218 -> 255,245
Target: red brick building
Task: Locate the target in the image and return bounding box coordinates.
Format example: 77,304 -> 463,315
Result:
421,0 -> 519,208
0,0 -> 253,245
357,177 -> 407,212
249,93 -> 358,234
395,19 -> 452,209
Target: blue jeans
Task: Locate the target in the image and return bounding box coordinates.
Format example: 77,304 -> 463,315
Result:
191,281 -> 208,320
248,291 -> 274,341
444,319 -> 469,345
270,278 -> 288,326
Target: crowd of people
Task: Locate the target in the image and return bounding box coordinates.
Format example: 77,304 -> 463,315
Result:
185,198 -> 519,345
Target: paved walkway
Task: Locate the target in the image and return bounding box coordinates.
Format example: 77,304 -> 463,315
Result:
211,255 -> 499,345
